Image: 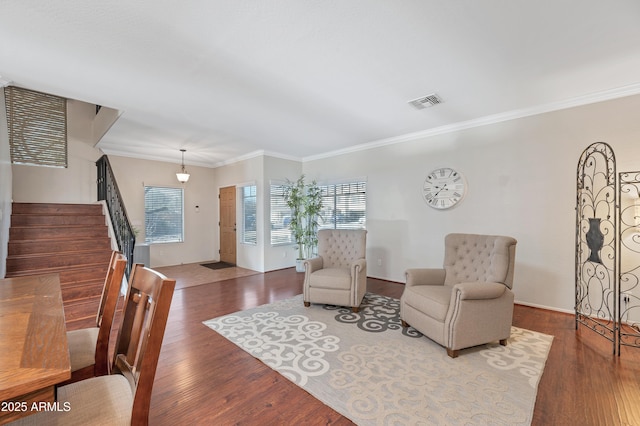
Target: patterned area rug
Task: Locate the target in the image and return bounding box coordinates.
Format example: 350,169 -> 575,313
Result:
203,293 -> 553,425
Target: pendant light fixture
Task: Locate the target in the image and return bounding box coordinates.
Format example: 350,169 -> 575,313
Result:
176,149 -> 190,183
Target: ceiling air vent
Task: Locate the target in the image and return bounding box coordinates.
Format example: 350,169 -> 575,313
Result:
408,93 -> 443,110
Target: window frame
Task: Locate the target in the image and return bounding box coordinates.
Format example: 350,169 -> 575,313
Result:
269,178 -> 367,246
144,185 -> 185,244
318,180 -> 367,230
269,181 -> 293,246
241,184 -> 258,245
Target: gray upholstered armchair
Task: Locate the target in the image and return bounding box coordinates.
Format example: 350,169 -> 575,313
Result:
303,229 -> 367,312
400,233 -> 517,358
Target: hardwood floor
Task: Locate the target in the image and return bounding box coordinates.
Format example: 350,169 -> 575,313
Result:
148,266 -> 640,425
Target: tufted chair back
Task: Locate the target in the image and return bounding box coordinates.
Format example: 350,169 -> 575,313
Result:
317,229 -> 367,269
443,233 -> 517,289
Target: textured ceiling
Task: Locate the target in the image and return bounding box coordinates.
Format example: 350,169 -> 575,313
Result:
2,1 -> 640,168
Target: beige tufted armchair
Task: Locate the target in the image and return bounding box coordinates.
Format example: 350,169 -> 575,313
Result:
303,229 -> 367,312
401,233 -> 517,357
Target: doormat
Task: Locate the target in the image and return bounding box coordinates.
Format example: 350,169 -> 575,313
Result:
201,261 -> 236,270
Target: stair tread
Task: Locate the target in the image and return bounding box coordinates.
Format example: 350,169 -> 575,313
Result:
10,213 -> 103,216
62,293 -> 103,304
10,225 -> 107,230
6,262 -> 109,275
7,249 -> 113,259
11,203 -> 104,214
8,239 -> 111,254
61,277 -> 105,286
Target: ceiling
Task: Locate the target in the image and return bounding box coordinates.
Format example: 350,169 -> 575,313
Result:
2,1 -> 640,168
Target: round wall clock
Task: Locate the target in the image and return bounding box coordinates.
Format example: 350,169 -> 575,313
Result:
422,167 -> 467,210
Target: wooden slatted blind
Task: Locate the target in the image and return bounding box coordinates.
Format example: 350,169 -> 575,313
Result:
4,86 -> 67,167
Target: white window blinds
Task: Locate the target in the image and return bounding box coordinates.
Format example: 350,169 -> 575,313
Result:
319,181 -> 367,229
144,186 -> 184,244
270,183 -> 293,245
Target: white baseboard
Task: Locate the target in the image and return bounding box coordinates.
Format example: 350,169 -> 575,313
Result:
514,300 -> 574,315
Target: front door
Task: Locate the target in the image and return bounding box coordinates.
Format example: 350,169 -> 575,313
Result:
219,186 -> 236,265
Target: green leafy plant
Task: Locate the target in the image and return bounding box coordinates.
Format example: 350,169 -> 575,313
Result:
283,175 -> 323,260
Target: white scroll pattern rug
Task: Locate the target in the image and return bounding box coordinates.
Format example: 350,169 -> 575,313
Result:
204,293 -> 552,425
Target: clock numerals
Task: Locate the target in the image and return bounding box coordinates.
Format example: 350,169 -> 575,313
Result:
422,167 -> 466,210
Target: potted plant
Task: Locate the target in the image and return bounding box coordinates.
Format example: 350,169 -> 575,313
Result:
283,175 -> 323,272
302,180 -> 323,260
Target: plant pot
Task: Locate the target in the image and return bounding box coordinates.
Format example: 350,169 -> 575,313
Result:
295,259 -> 306,273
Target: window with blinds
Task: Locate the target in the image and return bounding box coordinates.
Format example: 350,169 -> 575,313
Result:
4,86 -> 67,167
242,185 -> 257,245
270,180 -> 367,245
144,186 -> 184,244
270,183 -> 293,245
319,181 -> 367,230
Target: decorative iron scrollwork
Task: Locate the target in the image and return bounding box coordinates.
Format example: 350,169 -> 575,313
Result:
575,142 -> 617,353
619,171 -> 640,350
576,142 -> 640,355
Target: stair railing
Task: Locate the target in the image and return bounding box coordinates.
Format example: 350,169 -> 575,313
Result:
96,155 -> 135,278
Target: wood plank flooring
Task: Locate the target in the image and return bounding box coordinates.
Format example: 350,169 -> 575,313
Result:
148,266 -> 640,425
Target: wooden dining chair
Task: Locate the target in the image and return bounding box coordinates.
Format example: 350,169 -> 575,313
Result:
63,251 -> 127,384
11,264 -> 176,426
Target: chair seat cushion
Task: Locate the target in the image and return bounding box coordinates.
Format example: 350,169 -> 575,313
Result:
9,374 -> 133,425
308,268 -> 351,290
67,327 -> 99,372
403,285 -> 452,322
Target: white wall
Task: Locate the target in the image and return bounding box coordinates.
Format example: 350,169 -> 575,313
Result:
213,155 -> 265,272
108,155 -> 217,268
12,100 -> 102,203
303,94 -> 640,313
211,154 -> 303,272
211,155 -> 271,272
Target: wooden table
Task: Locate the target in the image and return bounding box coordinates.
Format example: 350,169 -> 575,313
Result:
0,274 -> 70,423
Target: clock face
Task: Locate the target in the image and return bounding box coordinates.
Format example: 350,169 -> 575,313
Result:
423,167 -> 466,209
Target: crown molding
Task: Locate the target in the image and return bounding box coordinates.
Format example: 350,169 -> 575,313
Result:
302,82 -> 640,162
102,82 -> 640,167
99,147 -> 214,169
211,150 -> 303,168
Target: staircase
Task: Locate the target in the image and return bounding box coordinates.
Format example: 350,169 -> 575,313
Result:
6,203 -> 114,331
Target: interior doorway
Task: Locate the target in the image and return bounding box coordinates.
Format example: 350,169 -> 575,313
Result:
219,186 -> 236,265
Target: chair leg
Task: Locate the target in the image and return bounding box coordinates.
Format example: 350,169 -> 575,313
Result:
352,306 -> 359,313
499,338 -> 508,346
401,320 -> 409,328
304,301 -> 310,307
446,348 -> 459,358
